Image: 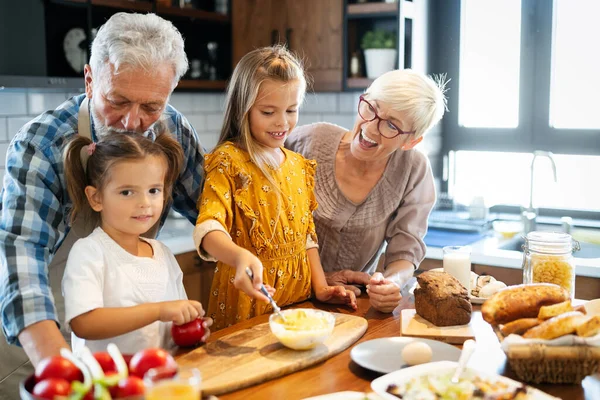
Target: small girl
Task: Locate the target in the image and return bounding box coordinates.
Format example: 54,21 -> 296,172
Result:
62,130 -> 211,354
194,46 -> 357,330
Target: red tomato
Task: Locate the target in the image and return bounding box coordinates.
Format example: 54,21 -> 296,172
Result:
82,390 -> 94,400
32,378 -> 71,399
93,351 -> 117,374
34,356 -> 83,383
128,348 -> 176,379
123,354 -> 133,370
113,376 -> 145,398
171,318 -> 206,347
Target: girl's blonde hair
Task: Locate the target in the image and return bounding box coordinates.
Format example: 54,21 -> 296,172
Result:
218,45 -> 307,174
366,69 -> 449,139
63,128 -> 184,226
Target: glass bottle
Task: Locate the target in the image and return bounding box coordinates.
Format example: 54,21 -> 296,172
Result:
521,231 -> 579,298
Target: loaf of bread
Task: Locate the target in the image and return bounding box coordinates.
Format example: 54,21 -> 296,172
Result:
500,318 -> 542,336
523,311 -> 587,340
481,283 -> 569,325
414,271 -> 472,327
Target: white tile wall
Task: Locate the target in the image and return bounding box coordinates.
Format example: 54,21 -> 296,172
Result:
205,113 -> 223,131
0,89 -> 442,192
8,117 -> 32,139
0,118 -> 7,141
28,91 -> 70,115
0,92 -> 27,116
0,144 -> 9,168
302,93 -> 338,113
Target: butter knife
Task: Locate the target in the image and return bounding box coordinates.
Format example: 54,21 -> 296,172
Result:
245,267 -> 286,322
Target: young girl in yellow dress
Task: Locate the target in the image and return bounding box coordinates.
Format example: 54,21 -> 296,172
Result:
194,46 -> 357,329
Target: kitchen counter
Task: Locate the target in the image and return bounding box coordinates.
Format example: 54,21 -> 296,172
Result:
157,216 -> 195,255
157,217 -> 600,279
426,234 -> 600,279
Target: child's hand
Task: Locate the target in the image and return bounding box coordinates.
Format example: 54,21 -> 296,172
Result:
233,250 -> 271,303
158,300 -> 205,325
315,285 -> 358,310
264,284 -> 276,297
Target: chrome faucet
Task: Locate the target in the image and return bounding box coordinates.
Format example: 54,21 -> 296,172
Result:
522,151 -> 558,233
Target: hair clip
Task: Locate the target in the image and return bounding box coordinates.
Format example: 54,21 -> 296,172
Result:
143,128 -> 156,142
86,142 -> 96,155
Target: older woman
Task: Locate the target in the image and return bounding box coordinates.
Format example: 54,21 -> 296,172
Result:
286,69 -> 447,313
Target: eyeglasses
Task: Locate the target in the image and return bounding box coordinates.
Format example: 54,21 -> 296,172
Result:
357,95 -> 414,138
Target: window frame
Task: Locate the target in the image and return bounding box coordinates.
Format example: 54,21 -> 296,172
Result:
437,0 -> 600,156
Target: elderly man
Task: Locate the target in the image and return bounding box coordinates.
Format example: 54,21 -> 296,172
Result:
0,12 -> 204,398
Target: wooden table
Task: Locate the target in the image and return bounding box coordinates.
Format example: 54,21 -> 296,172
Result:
178,295 -> 600,400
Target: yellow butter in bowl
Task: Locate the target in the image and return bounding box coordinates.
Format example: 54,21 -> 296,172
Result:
269,309 -> 335,350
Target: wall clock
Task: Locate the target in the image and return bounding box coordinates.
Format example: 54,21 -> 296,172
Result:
63,27 -> 87,74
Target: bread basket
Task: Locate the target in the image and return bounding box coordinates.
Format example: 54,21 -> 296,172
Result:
495,328 -> 600,384
491,296 -> 600,384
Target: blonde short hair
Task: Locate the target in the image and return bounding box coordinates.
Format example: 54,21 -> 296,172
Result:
366,69 -> 448,138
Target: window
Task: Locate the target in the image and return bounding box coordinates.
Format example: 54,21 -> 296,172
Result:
451,151 -> 600,212
459,0 -> 521,128
438,0 -> 600,155
436,1 -> 600,214
550,0 -> 600,129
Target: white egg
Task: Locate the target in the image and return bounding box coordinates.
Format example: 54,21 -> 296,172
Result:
479,281 -> 507,298
401,341 -> 433,366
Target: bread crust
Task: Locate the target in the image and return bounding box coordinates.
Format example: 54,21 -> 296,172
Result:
500,318 -> 542,336
576,315 -> 600,338
537,300 -> 573,320
482,283 -> 569,325
523,311 -> 587,340
414,271 -> 472,327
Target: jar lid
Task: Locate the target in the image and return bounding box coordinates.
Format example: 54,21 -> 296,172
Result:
525,231 -> 573,254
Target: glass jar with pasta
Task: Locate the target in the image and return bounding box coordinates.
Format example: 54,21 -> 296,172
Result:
522,231 -> 579,298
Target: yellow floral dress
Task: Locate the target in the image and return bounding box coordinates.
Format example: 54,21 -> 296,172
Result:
196,142 -> 318,330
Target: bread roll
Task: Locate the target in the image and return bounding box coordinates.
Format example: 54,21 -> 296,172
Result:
523,311 -> 587,340
537,300 -> 573,320
576,315 -> 600,338
481,283 -> 569,325
500,318 -> 542,336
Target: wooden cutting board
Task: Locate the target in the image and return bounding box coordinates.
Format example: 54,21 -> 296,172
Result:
401,309 -> 491,344
176,313 -> 368,396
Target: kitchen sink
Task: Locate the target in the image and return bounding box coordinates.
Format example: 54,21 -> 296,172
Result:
500,237 -> 600,259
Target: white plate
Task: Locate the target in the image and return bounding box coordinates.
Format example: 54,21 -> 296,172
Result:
350,337 -> 461,374
371,361 -> 559,400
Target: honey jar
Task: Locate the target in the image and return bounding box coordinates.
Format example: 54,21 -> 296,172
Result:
521,231 -> 579,298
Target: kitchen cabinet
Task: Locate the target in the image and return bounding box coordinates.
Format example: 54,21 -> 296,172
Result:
344,0 -> 417,90
232,0 -> 343,92
420,258 -> 600,300
0,0 -> 230,90
176,251 -> 215,309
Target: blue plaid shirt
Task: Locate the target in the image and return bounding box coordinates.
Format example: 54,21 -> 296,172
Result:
0,94 -> 205,346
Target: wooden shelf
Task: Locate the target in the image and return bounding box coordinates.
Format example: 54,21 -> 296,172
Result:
347,2 -> 398,18
157,5 -> 230,23
346,77 -> 374,89
91,0 -> 152,11
51,0 -> 152,11
176,79 -> 227,90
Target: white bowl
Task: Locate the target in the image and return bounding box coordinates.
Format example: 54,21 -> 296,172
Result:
269,309 -> 335,350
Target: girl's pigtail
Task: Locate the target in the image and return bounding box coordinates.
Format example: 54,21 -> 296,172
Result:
154,131 -> 184,205
63,136 -> 94,225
